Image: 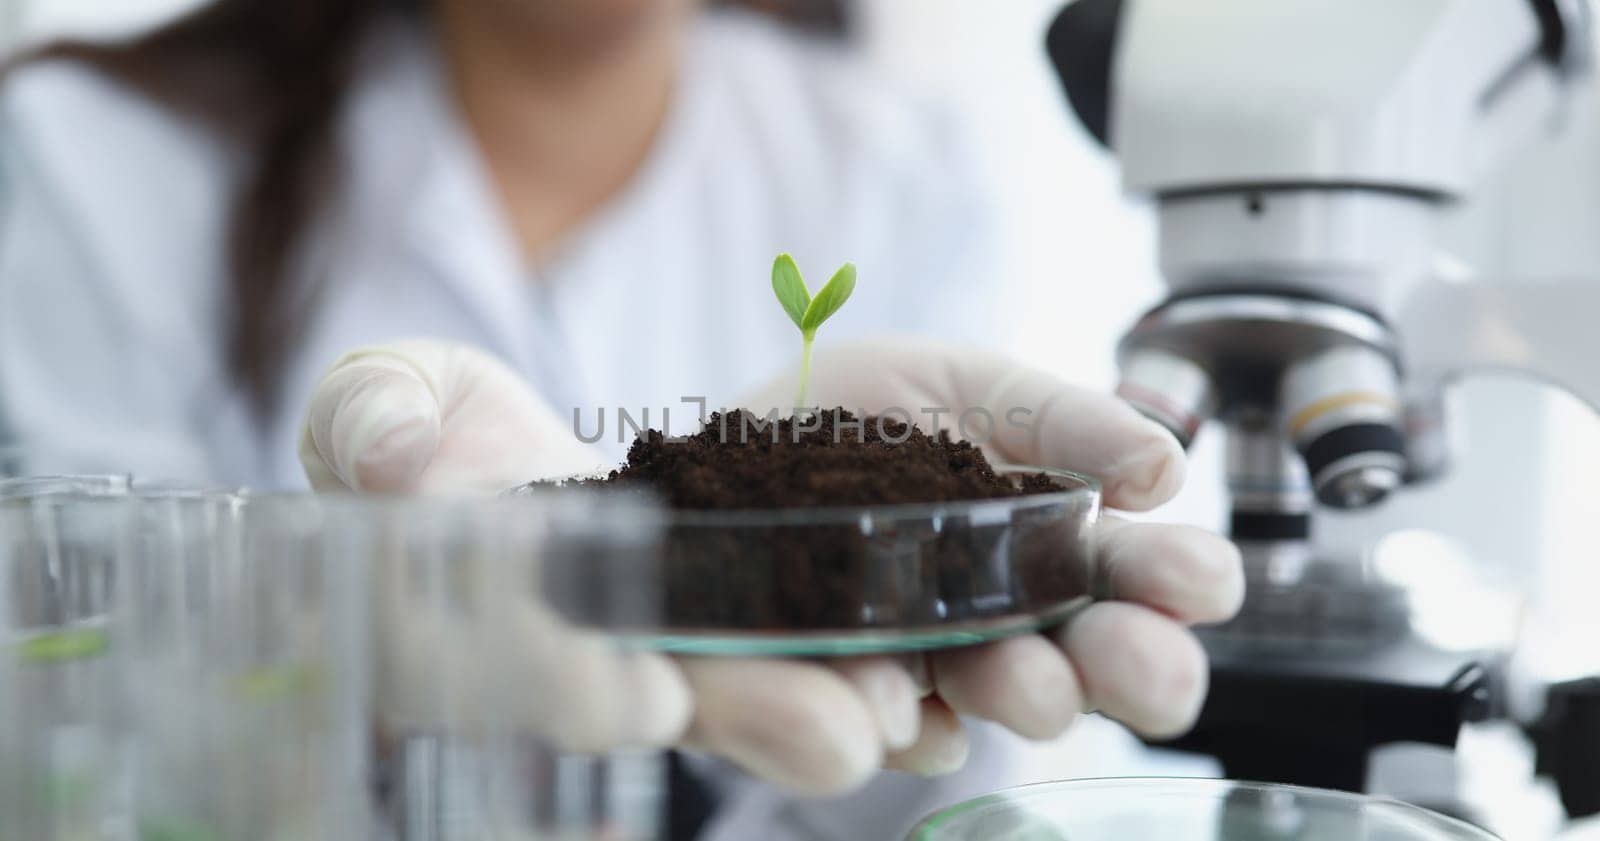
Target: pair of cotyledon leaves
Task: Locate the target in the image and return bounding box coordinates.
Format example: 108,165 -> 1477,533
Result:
771,253 -> 856,336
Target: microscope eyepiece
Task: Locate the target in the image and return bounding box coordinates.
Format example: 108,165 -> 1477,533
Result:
1046,0 -> 1124,148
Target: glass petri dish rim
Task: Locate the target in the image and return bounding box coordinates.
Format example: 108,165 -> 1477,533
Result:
908,777 -> 1501,841
0,488 -> 665,535
231,488 -> 667,540
0,475 -> 242,503
525,464 -> 1101,529
557,465 -> 1102,656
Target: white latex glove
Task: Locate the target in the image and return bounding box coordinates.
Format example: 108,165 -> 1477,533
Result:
299,338 -> 1243,796
731,336 -> 1244,780
299,340 -> 606,493
299,341 -> 688,752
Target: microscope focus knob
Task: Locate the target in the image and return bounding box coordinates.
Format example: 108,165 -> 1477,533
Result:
1281,346 -> 1406,509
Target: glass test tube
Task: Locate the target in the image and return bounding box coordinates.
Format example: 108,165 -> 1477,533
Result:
0,487 -> 132,841
374,491 -> 668,841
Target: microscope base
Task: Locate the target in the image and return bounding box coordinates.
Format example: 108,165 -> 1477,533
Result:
1154,632 -> 1494,793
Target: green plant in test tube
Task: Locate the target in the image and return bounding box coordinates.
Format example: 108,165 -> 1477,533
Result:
770,253 -> 856,415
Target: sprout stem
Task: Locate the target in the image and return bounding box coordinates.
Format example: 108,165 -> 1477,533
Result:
794,331 -> 815,416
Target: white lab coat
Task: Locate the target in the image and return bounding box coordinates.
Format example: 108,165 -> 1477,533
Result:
0,10 -> 1020,839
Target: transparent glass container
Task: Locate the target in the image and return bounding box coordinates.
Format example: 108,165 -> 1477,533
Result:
0,445 -> 24,479
0,486 -> 382,841
0,473 -> 131,498
521,465 -> 1101,656
0,492 -> 130,841
907,778 -> 1501,841
361,490 -> 668,841
0,479 -> 249,840
118,491 -> 380,841
3,482 -> 680,841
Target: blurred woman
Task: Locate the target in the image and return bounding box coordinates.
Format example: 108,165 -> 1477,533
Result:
0,2 -> 1240,839
0,3 -> 1022,837
0,0 -> 995,482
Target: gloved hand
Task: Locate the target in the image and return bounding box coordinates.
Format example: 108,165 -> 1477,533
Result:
300,341 -> 689,752
299,338 -> 1243,795
299,340 -> 605,493
734,336 -> 1243,780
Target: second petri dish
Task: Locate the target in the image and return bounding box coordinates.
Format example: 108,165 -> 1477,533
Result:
526,465 -> 1101,656
907,778 -> 1500,841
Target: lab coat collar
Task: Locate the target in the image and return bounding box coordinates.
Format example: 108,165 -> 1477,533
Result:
334,17 -> 536,368
333,15 -> 716,375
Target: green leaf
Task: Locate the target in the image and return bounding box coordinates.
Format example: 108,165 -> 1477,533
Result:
800,262 -> 856,333
771,254 -> 810,329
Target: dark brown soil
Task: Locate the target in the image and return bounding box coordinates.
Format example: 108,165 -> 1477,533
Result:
552,409 -> 1091,635
585,409 -> 1058,509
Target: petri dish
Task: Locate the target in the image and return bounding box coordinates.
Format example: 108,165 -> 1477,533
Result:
907,778 -> 1500,841
521,465 -> 1101,656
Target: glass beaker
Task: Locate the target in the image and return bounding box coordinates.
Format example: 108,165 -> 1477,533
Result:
907,778 -> 1501,841
0,445 -> 24,479
3,484 -> 676,841
119,492 -> 378,841
369,491 -> 670,841
0,479 -> 239,840
0,492 -> 132,841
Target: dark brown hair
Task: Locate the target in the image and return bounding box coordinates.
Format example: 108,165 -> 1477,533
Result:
12,0 -> 402,413
10,0 -> 844,414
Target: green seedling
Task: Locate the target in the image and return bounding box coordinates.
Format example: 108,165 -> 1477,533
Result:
771,253 -> 856,414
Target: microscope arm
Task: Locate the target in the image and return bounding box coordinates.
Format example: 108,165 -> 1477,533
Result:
1397,277 -> 1600,415
1403,276 -> 1600,821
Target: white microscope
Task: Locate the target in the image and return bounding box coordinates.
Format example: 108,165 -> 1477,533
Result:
1049,0 -> 1600,822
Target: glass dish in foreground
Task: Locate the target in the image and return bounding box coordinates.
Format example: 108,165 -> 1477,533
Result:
907,778 -> 1499,841
519,465 -> 1100,656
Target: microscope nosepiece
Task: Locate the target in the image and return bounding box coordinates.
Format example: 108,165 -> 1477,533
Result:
1116,350 -> 1216,449
1281,346 -> 1407,509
